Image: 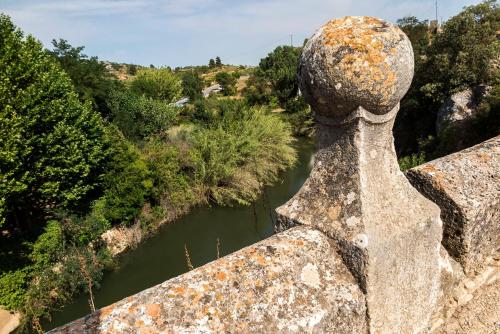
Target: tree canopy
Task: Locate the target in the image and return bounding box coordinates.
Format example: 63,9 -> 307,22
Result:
244,45 -> 302,108
0,15 -> 108,227
130,67 -> 183,102
49,39 -> 120,117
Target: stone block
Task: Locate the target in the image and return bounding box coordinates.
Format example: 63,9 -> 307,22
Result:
407,136 -> 500,275
49,226 -> 366,334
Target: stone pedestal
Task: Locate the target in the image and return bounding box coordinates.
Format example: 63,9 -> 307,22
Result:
277,16 -> 444,334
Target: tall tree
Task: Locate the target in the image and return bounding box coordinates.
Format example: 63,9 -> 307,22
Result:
244,45 -> 302,107
0,15 -> 108,227
209,58 -> 215,68
397,16 -> 430,56
215,72 -> 236,96
49,39 -> 120,118
181,70 -> 204,101
215,56 -> 222,67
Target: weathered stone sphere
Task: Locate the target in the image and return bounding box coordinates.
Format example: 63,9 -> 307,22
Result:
299,16 -> 414,120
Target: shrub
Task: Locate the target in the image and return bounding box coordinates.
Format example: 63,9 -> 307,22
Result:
189,103 -> 296,205
130,67 -> 183,102
92,127 -> 153,226
107,88 -> 178,140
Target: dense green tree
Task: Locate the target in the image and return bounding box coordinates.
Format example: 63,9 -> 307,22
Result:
215,56 -> 222,67
395,0 -> 499,157
397,16 -> 430,56
49,39 -> 120,117
107,87 -> 178,140
0,15 -> 108,227
244,45 -> 302,108
128,64 -> 138,75
90,127 -> 152,226
209,58 -> 215,68
215,72 -> 237,96
130,67 -> 183,102
181,70 -> 204,100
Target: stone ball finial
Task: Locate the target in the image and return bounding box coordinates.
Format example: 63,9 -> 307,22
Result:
299,16 -> 414,121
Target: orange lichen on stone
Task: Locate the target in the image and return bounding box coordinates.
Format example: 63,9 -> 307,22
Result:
216,271 -> 227,281
146,304 -> 161,318
256,255 -> 266,265
173,286 -> 185,295
320,16 -> 402,102
99,305 -> 114,318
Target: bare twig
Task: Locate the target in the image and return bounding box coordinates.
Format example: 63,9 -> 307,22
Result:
75,248 -> 96,313
184,243 -> 194,271
216,238 -> 220,259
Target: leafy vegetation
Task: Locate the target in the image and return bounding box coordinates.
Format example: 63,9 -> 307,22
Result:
49,39 -> 122,118
215,72 -> 237,96
130,67 -> 183,102
395,0 -> 499,161
0,14 -> 297,331
0,15 -> 108,228
2,1 -> 499,331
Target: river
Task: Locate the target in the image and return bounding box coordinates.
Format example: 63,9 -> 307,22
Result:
44,138 -> 315,330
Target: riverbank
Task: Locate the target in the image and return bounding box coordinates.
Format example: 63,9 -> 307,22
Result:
43,138 -> 314,330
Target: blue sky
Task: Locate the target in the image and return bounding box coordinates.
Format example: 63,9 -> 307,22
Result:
1,0 -> 483,67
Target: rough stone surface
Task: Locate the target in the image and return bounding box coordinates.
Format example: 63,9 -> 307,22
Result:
407,135 -> 500,275
431,254 -> 499,332
299,16 -> 414,122
49,226 -> 367,334
434,276 -> 499,333
277,16 -> 443,334
436,85 -> 491,136
0,308 -> 20,334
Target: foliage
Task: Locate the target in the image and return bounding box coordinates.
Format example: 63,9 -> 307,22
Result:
245,46 -> 302,107
49,39 -> 121,117
395,0 -> 500,157
396,16 -> 430,56
107,87 -> 178,140
281,106 -> 315,137
188,100 -> 296,205
0,15 -> 108,227
0,269 -> 29,310
208,58 -> 215,68
215,72 -> 237,96
398,152 -> 427,171
92,127 -> 153,226
244,73 -> 272,106
130,67 -> 183,102
181,70 -> 204,100
215,56 -> 222,67
128,64 -> 138,75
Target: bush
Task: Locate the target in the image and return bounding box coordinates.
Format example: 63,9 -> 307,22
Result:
93,127 -> 153,226
189,103 -> 296,205
398,152 -> 427,171
107,88 -> 178,140
215,72 -> 236,96
181,70 -> 204,100
0,269 -> 29,310
130,67 -> 183,102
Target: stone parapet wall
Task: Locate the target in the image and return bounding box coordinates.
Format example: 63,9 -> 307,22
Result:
48,16 -> 499,334
407,135 -> 500,276
49,226 -> 367,334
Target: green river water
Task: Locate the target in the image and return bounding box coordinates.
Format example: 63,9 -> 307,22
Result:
44,138 -> 315,330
